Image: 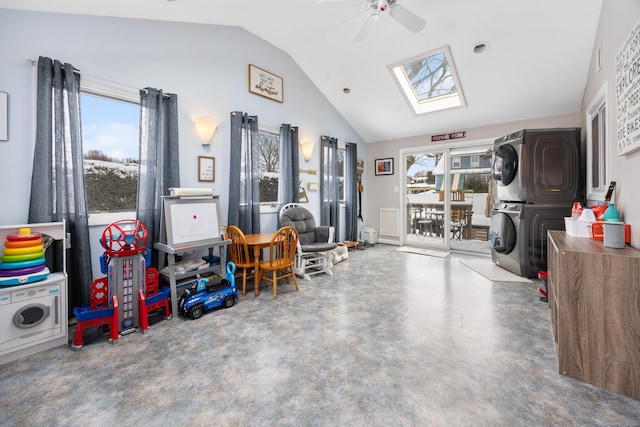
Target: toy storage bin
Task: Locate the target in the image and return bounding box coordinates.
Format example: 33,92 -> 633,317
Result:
361,227 -> 378,244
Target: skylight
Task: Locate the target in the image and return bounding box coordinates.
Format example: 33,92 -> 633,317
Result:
390,46 -> 466,115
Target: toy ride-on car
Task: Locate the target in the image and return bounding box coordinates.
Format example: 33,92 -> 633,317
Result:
177,263 -> 238,320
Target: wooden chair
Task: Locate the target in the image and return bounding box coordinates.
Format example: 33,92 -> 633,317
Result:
226,225 -> 255,296
259,226 -> 299,300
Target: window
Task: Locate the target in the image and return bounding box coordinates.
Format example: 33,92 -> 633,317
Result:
80,92 -> 140,217
591,106 -> 606,190
390,46 -> 466,115
258,126 -> 280,205
586,83 -> 607,198
337,148 -> 345,201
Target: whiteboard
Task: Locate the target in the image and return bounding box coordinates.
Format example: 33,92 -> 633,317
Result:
161,196 -> 222,248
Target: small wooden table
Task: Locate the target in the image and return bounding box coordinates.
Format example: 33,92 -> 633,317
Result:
244,233 -> 274,296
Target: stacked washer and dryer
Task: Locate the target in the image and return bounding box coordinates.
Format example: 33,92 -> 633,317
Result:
489,128 -> 581,278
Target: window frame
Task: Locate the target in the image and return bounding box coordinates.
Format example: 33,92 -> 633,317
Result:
452,156 -> 461,169
389,46 -> 466,115
585,82 -> 608,201
80,79 -> 140,226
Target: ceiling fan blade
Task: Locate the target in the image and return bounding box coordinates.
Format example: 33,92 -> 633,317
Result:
316,0 -> 364,7
389,4 -> 426,33
328,6 -> 371,32
353,13 -> 379,43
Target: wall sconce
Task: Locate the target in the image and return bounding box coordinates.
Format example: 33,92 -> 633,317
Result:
300,140 -> 315,161
193,116 -> 218,145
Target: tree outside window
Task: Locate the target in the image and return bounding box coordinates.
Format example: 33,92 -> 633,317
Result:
258,130 -> 279,204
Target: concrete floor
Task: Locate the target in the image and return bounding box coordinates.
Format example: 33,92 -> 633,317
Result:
1,244 -> 640,426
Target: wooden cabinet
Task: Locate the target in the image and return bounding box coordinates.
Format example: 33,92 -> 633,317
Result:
547,230 -> 640,400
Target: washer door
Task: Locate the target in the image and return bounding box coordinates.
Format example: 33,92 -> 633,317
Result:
492,144 -> 518,187
13,303 -> 50,329
489,212 -> 517,254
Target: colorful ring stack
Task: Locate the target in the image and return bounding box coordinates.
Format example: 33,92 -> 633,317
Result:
0,228 -> 47,277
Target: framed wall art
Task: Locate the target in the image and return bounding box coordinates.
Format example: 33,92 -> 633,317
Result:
375,158 -> 394,176
198,156 -> 215,182
616,18 -> 640,155
248,64 -> 283,103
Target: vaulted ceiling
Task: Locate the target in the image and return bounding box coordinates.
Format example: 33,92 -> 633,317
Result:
1,0 -> 603,143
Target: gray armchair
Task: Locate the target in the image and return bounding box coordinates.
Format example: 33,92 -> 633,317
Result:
280,203 -> 338,280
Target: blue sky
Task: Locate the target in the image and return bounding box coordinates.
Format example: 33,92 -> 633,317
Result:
81,94 -> 139,161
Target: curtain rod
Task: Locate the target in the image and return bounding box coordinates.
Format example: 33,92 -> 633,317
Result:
25,56 -> 165,96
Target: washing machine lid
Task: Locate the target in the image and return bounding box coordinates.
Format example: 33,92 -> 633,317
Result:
490,211 -> 517,254
492,144 -> 518,187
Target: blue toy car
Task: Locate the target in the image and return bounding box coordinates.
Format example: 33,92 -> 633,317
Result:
178,262 -> 238,320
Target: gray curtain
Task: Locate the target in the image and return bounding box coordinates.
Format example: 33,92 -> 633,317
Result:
137,88 -> 180,265
228,111 -> 260,233
276,124 -> 300,227
320,135 -> 339,240
29,56 -> 93,310
344,142 -> 358,241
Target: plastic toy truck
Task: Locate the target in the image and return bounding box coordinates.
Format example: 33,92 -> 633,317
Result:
177,263 -> 238,320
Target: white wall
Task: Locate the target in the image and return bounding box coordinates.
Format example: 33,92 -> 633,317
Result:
0,9 -> 366,230
581,0 -> 640,248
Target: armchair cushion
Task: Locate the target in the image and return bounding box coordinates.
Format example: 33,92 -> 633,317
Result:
315,226 -> 332,243
301,241 -> 338,253
280,205 -> 337,253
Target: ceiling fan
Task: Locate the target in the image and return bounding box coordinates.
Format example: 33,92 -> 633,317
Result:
317,0 -> 426,43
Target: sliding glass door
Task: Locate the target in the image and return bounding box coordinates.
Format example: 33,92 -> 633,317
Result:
448,145 -> 493,253
401,141 -> 493,253
403,148 -> 447,250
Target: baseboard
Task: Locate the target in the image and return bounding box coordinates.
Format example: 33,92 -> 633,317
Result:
378,238 -> 400,245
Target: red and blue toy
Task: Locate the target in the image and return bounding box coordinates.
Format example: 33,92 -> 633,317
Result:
72,220 -> 170,348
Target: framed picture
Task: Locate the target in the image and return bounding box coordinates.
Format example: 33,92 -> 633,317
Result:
617,19 -> 640,155
375,158 -> 394,176
198,156 -> 215,182
0,92 -> 7,142
299,187 -> 309,203
248,64 -> 283,103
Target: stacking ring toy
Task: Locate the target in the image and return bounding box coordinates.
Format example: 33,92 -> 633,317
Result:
6,228 -> 41,241
0,264 -> 46,277
5,238 -> 43,248
0,257 -> 46,270
2,252 -> 45,263
3,245 -> 44,255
